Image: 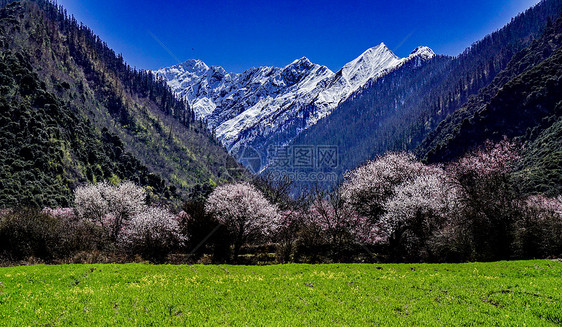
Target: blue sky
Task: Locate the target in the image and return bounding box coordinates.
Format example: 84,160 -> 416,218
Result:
55,0 -> 541,73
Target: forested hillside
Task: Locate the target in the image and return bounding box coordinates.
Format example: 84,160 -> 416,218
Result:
287,0 -> 562,186
418,14 -> 562,196
0,0 -> 241,208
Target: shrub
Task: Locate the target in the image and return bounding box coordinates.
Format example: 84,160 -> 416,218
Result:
514,195 -> 562,258
0,209 -> 101,262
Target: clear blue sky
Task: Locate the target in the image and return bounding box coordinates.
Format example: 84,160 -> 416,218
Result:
55,0 -> 541,73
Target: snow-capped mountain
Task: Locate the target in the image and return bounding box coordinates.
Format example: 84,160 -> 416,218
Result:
155,43 -> 435,171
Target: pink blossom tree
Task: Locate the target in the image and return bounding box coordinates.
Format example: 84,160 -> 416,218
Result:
524,195 -> 562,217
308,197 -> 356,246
205,182 -> 281,257
446,138 -> 522,260
74,181 -> 147,242
306,187 -> 382,248
449,138 -> 519,178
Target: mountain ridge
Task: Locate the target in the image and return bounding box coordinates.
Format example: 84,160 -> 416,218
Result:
416,13 -> 562,196
155,43 -> 435,171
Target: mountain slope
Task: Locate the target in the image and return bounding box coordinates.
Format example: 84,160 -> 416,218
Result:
288,0 -> 562,187
156,44 -> 435,171
417,14 -> 562,196
0,0 -> 240,208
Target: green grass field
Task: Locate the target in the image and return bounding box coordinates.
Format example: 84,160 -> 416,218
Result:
0,260 -> 561,326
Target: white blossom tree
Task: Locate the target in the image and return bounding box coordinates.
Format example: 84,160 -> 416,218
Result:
74,181 -> 146,241
205,182 -> 281,257
340,152 -> 429,221
74,182 -> 111,224
381,168 -> 460,260
122,206 -> 185,261
381,168 -> 458,236
340,152 -> 464,260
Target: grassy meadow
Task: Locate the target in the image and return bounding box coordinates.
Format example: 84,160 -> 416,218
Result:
0,260 -> 561,326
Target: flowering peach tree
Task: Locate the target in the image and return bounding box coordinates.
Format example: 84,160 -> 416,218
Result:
445,139 -> 522,260
340,152 -> 430,221
122,206 -> 185,261
381,167 -> 461,259
74,181 -> 146,241
205,182 -> 281,257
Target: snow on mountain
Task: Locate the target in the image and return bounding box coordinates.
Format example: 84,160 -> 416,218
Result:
311,43 -> 403,124
155,44 -> 435,171
408,46 -> 436,60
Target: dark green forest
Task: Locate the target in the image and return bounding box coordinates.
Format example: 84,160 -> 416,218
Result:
0,0 -> 243,208
417,15 -> 562,196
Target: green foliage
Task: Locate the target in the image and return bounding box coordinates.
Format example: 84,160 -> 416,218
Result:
0,1 -> 242,208
0,50 -> 173,207
518,117 -> 562,196
0,260 -> 561,325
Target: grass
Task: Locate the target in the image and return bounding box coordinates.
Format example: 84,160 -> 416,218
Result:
0,260 -> 561,326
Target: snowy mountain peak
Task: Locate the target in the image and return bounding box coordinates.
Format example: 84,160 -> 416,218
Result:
285,56 -> 315,70
354,43 -> 396,62
364,42 -> 398,58
373,42 -> 391,51
155,43 -> 437,171
408,46 -> 436,60
290,56 -> 312,65
208,65 -> 228,76
324,42 -> 403,107
179,59 -> 209,73
342,43 -> 399,77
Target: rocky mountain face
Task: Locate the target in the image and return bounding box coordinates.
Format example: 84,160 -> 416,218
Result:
155,44 -> 435,172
